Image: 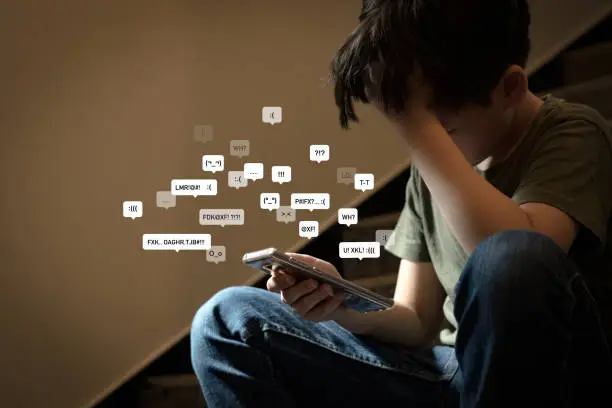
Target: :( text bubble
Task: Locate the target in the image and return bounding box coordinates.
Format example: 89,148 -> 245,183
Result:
338,208 -> 358,227
199,209 -> 245,227
299,221 -> 319,239
276,206 -> 296,223
354,173 -> 375,192
229,140 -> 250,158
339,241 -> 380,260
309,144 -> 330,163
143,234 -> 211,252
171,179 -> 217,197
206,245 -> 227,264
290,193 -> 330,211
227,171 -> 248,189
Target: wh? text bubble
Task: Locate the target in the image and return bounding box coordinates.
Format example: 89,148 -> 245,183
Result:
227,171 -> 248,189
171,179 -> 217,197
290,193 -> 330,211
202,155 -> 224,173
229,140 -> 250,158
206,245 -> 227,264
339,241 -> 380,260
194,125 -> 213,143
271,166 -> 291,184
262,106 -> 282,125
156,191 -> 176,209
260,193 -> 280,211
123,201 -> 143,219
199,209 -> 245,227
309,144 -> 330,163
299,221 -> 319,239
244,163 -> 264,181
354,173 -> 375,192
276,206 -> 296,223
337,167 -> 357,185
338,208 -> 358,227
143,234 -> 211,252
375,229 -> 395,246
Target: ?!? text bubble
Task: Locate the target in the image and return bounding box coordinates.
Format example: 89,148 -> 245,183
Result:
123,201 -> 143,219
199,209 -> 245,227
156,191 -> 176,209
143,234 -> 211,252
229,140 -> 250,158
338,208 -> 358,227
299,221 -> 319,239
260,193 -> 280,211
290,193 -> 330,211
194,125 -> 213,144
262,106 -> 282,125
339,241 -> 381,260
206,245 -> 227,264
227,171 -> 248,189
337,167 -> 357,185
244,162 -> 264,181
309,144 -> 330,163
271,166 -> 291,184
276,206 -> 296,223
171,179 -> 217,197
375,229 -> 395,246
354,173 -> 375,192
202,155 -> 224,173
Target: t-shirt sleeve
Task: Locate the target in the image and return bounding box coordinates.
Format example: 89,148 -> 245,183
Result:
513,119 -> 612,243
384,166 -> 431,262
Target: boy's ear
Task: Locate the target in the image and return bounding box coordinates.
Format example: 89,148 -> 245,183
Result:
499,65 -> 528,109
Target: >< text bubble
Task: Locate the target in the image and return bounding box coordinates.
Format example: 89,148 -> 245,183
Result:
338,208 -> 358,227
199,209 -> 245,227
143,234 -> 211,252
271,166 -> 291,184
206,245 -> 227,264
227,171 -> 248,189
202,155 -> 224,173
299,221 -> 319,239
339,242 -> 381,260
262,106 -> 282,125
290,193 -> 330,211
230,140 -> 250,158
276,206 -> 296,223
354,173 -> 375,192
244,163 -> 264,181
260,193 -> 280,211
375,229 -> 395,246
123,201 -> 143,219
309,144 -> 330,163
337,167 -> 357,185
194,125 -> 213,143
156,191 -> 176,209
171,179 -> 217,197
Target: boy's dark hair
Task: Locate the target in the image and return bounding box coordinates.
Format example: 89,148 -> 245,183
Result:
330,0 -> 531,128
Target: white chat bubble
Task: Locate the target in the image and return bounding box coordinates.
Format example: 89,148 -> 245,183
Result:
123,201 -> 143,219
262,106 -> 282,125
194,125 -> 213,143
244,163 -> 264,181
276,206 -> 296,223
375,229 -> 395,246
260,193 -> 280,211
309,144 -> 330,163
299,221 -> 319,239
338,208 -> 358,227
290,193 -> 330,211
142,234 -> 211,252
156,191 -> 176,209
171,179 -> 217,197
230,140 -> 250,158
354,173 -> 375,192
339,241 -> 381,260
271,166 -> 291,184
337,167 -> 357,185
202,155 -> 224,173
227,171 -> 248,189
199,209 -> 245,227
206,245 -> 227,264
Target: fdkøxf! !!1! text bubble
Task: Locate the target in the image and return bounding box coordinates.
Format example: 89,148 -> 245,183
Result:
338,208 -> 358,227
339,241 -> 380,260
229,140 -> 250,158
143,234 -> 211,252
171,179 -> 217,197
260,193 -> 280,211
290,193 -> 330,211
199,209 -> 245,227
202,155 -> 224,173
298,221 -> 319,239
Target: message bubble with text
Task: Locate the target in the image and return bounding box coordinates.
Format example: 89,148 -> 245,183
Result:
276,206 -> 296,223
227,171 -> 248,189
171,179 -> 217,197
123,201 -> 143,219
354,173 -> 375,192
339,242 -> 380,260
244,163 -> 264,181
156,191 -> 176,209
338,208 -> 358,227
262,106 -> 282,125
143,234 -> 211,252
199,209 -> 245,227
230,140 -> 250,158
271,166 -> 291,184
375,229 -> 395,246
206,245 -> 227,264
260,193 -> 280,211
290,193 -> 330,211
202,155 -> 224,173
299,221 -> 319,239
194,125 -> 213,143
309,144 -> 330,163
337,167 -> 357,185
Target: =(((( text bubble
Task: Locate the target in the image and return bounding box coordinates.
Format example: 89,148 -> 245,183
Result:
299,221 -> 319,239
199,209 -> 245,227
309,144 -> 330,163
375,229 -> 395,246
354,173 -> 374,192
229,140 -> 250,158
244,162 -> 264,181
271,166 -> 291,184
171,179 -> 217,197
290,193 -> 330,211
260,193 -> 280,211
123,201 -> 143,219
276,206 -> 296,223
227,171 -> 248,189
202,155 -> 224,173
206,245 -> 227,264
337,167 -> 357,185
262,106 -> 282,125
143,234 -> 211,252
338,208 -> 358,227
339,241 -> 380,260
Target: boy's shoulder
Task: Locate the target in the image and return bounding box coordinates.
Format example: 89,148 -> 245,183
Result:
537,95 -> 611,139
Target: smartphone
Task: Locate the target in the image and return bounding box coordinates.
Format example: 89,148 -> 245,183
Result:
242,247 -> 394,311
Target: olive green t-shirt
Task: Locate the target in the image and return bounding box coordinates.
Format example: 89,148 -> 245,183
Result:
385,95 -> 612,346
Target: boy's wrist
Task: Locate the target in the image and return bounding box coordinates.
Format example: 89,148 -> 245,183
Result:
329,306 -> 372,335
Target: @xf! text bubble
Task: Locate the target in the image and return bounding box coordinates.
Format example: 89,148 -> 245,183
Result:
290,193 -> 330,211
156,191 -> 176,209
299,221 -> 319,239
338,208 -> 358,227
123,201 -> 143,219
143,234 -> 211,252
260,193 -> 280,211
229,140 -> 250,158
199,209 -> 245,227
337,167 -> 357,185
244,163 -> 264,181
171,179 -> 217,197
206,245 -> 227,264
276,206 -> 296,223
227,171 -> 248,189
354,173 -> 375,192
339,241 -> 381,260
309,144 -> 330,163
202,155 -> 224,173
271,166 -> 291,184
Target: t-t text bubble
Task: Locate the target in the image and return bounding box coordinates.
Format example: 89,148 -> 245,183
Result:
290,193 -> 330,211
202,155 -> 224,173
123,201 -> 143,219
230,140 -> 250,158
337,167 -> 357,185
244,163 -> 264,181
156,191 -> 176,209
354,173 -> 375,192
227,171 -> 248,189
206,245 -> 227,264
299,221 -> 319,239
260,193 -> 280,211
171,179 -> 217,197
199,209 -> 245,227
271,166 -> 291,184
276,206 -> 296,223
194,125 -> 213,143
375,229 -> 395,246
143,234 -> 211,252
309,144 -> 330,163
338,208 -> 358,227
262,106 -> 282,125
339,242 -> 380,260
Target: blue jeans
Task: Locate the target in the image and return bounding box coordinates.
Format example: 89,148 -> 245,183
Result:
191,231 -> 612,407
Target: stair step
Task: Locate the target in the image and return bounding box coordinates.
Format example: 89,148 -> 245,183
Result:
140,375 -> 205,408
561,41 -> 612,85
548,74 -> 612,120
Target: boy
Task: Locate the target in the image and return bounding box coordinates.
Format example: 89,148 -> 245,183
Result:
191,1 -> 612,406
